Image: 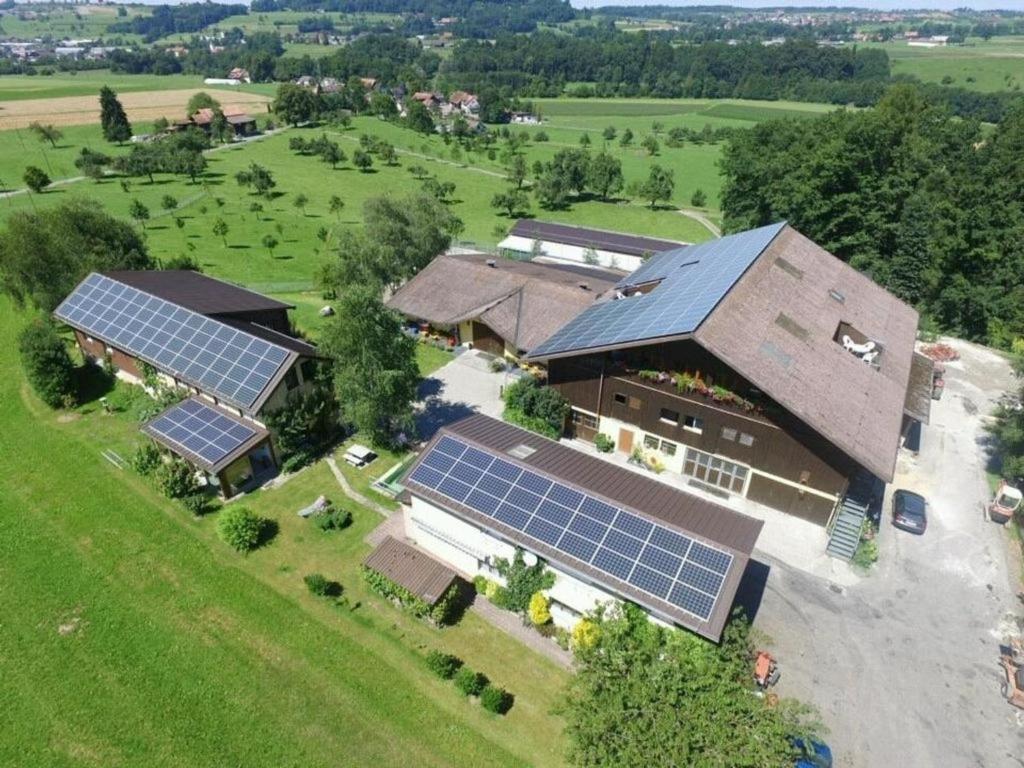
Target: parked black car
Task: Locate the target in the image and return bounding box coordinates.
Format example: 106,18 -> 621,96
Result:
892,489 -> 928,534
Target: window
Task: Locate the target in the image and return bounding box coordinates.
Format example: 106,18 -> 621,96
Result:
683,415 -> 704,434
284,367 -> 300,391
628,396 -> 642,410
613,392 -> 627,405
738,432 -> 755,447
644,434 -> 677,456
659,407 -> 679,425
721,427 -> 737,441
571,409 -> 598,430
682,447 -> 749,494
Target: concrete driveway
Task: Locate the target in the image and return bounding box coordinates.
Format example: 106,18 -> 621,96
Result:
414,350 -> 512,440
753,339 -> 1024,768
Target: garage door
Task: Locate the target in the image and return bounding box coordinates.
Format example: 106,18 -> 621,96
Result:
471,322 -> 505,357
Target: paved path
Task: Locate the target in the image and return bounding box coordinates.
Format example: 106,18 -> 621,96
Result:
325,456 -> 393,518
678,207 -> 721,237
469,596 -> 573,669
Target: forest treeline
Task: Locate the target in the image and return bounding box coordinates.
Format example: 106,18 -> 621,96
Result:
110,3 -> 247,43
720,84 -> 1024,348
443,32 -> 1019,122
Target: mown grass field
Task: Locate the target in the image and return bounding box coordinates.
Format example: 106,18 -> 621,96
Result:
857,36 -> 1024,93
154,10 -> 402,44
0,2 -> 148,42
0,297 -> 569,768
0,71 -> 277,102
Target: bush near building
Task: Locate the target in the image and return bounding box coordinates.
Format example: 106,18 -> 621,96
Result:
362,566 -> 462,626
425,650 -> 462,680
17,319 -> 77,408
216,506 -> 266,553
502,376 -> 569,439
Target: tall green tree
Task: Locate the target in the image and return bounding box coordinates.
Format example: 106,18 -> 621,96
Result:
273,83 -> 321,126
564,604 -> 820,768
587,152 -> 623,201
319,286 -> 419,447
18,319 -> 77,409
404,100 -> 435,134
0,199 -> 153,311
99,86 -> 132,144
28,122 -> 63,149
638,164 -> 674,208
23,166 -> 50,193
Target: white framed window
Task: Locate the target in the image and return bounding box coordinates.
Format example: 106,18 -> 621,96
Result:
738,432 -> 755,447
644,434 -> 677,456
721,427 -> 737,441
682,447 -> 749,495
683,415 -> 704,434
659,407 -> 679,425
643,434 -> 660,450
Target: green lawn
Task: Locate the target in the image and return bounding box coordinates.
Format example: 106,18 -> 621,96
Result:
0,123 -> 131,192
0,2 -> 148,42
854,36 -> 1024,92
0,298 -> 569,767
0,72 -> 213,102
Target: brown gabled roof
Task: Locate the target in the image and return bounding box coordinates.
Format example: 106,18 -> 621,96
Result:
404,414 -> 761,641
363,536 -> 458,605
104,270 -> 293,317
693,226 -> 920,482
386,254 -> 618,353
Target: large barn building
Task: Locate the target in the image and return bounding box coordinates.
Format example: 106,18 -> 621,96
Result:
527,223 -> 932,542
53,271 -> 325,497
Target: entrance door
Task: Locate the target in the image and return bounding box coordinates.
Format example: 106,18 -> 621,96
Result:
471,321 -> 505,357
617,428 -> 634,454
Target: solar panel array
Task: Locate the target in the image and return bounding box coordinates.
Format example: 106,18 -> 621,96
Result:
55,273 -> 291,410
144,399 -> 259,470
529,223 -> 786,359
408,435 -> 733,623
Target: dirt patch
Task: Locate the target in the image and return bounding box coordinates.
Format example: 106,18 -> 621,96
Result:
56,412 -> 81,423
56,605 -> 87,636
0,88 -> 272,130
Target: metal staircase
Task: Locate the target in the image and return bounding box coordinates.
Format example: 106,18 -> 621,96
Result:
826,473 -> 875,561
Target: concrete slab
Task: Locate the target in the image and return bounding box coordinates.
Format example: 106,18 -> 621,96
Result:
415,350 -> 515,439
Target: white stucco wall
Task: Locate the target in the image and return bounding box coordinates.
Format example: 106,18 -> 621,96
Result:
405,496 -> 620,628
497,235 -> 644,272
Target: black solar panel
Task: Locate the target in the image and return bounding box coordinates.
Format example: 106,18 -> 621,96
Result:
145,399 -> 258,470
54,273 -> 291,410
407,436 -> 735,623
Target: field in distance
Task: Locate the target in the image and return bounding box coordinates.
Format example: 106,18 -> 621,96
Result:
0,87 -> 272,130
855,36 -> 1024,92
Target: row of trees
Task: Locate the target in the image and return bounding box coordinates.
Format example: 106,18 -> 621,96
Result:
720,84 -> 1024,347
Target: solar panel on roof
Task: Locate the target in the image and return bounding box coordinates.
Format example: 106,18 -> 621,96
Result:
54,273 -> 292,410
144,399 -> 258,470
529,223 -> 786,359
407,436 -> 735,623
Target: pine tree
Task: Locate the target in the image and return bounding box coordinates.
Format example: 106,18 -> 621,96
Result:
99,86 -> 132,145
889,192 -> 934,305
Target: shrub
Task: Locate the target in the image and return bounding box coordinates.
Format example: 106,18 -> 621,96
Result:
425,650 -> 462,679
502,376 -> 569,439
852,520 -> 879,569
480,685 -> 513,714
489,357 -> 506,373
314,504 -> 352,531
528,591 -> 551,626
23,165 -> 51,193
217,506 -> 265,552
571,618 -> 600,652
534,131 -> 549,142
454,667 -> 487,697
472,574 -> 489,594
494,549 -> 555,614
131,442 -> 162,476
690,188 -> 707,207
17,320 -> 76,408
180,493 -> 208,516
154,458 -> 199,499
304,572 -> 331,596
281,450 -> 314,474
594,433 -> 614,453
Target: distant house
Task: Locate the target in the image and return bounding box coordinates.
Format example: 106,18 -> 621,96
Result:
448,90 -> 479,114
385,254 -> 619,360
498,220 -> 685,273
908,35 -> 949,48
319,77 -> 341,93
509,111 -> 540,125
53,271 -> 327,498
179,107 -> 257,137
294,75 -> 318,90
167,45 -> 189,58
527,223 -> 931,537
400,413 -> 763,641
410,91 -> 443,111
228,67 -> 251,83
203,77 -> 241,86
359,77 -> 379,91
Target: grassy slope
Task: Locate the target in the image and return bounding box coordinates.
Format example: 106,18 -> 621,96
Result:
0,3 -> 148,41
0,72 -> 276,102
0,299 -> 568,767
0,122 -> 719,287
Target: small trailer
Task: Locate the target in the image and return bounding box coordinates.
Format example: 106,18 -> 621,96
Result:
987,481 -> 1022,525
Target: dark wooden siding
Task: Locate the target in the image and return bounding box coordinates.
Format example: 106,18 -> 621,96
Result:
472,321 -> 505,356
75,330 -> 141,378
548,342 -> 859,522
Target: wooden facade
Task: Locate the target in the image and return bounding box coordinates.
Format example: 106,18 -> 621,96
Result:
549,340 -> 859,524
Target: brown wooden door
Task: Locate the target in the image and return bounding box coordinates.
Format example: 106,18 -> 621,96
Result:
617,428 -> 634,454
471,321 -> 505,357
